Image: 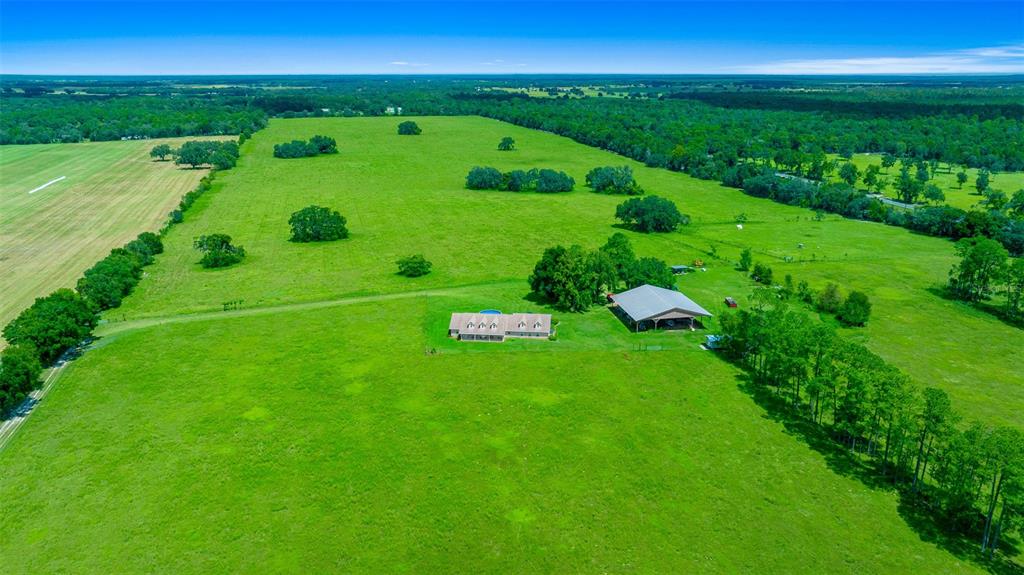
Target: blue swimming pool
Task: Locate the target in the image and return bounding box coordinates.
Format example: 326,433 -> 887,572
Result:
479,309 -> 502,314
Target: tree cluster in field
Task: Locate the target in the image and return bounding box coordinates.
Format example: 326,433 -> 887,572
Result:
465,166 -> 575,193
948,237 -> 1024,326
396,255 -> 432,277
529,233 -> 674,312
150,140 -> 240,170
718,292 -> 1023,558
397,121 -> 421,135
193,234 -> 246,269
273,135 -> 338,159
0,95 -> 267,145
614,195 -> 688,232
586,166 -> 644,195
497,137 -> 515,151
1,231 -> 165,413
289,206 -> 348,242
739,249 -> 872,326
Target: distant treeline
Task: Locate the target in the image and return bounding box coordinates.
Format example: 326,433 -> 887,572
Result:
665,91 -> 1024,121
0,96 -> 266,144
5,77 -> 1023,176
452,96 -> 1024,172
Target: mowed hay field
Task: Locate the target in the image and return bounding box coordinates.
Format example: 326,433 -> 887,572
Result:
0,138 -> 222,337
0,117 -> 1018,572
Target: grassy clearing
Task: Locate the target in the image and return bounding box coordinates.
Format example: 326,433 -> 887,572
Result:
1,116 -> 1019,572
0,299 -> 988,574
112,117 -> 1022,426
0,138 -> 221,337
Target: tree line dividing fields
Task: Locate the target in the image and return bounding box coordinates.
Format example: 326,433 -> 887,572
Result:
1,116 -> 1020,572
0,137 -> 228,343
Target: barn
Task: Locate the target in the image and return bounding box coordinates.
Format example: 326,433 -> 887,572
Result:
610,284 -> 712,331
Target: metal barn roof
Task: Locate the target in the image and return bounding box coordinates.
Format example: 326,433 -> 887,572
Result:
611,284 -> 712,321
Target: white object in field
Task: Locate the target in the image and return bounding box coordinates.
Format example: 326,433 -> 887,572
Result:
736,224 -> 743,230
28,176 -> 66,194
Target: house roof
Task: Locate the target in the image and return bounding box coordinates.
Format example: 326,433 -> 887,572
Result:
610,284 -> 712,321
449,312 -> 551,335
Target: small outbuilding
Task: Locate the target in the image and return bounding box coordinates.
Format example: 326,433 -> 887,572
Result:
610,284 -> 712,331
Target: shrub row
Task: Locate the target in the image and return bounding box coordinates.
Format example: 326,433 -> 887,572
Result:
273,135 -> 338,159
0,231 -> 166,413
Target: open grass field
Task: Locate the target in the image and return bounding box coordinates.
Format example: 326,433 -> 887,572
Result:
0,138 -> 221,338
831,153 -> 1024,211
0,299 -> 991,574
0,117 -> 1019,572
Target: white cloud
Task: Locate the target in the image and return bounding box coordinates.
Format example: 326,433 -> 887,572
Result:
389,60 -> 429,67
739,44 -> 1024,74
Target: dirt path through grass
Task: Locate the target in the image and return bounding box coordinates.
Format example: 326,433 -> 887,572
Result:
95,280 -> 518,340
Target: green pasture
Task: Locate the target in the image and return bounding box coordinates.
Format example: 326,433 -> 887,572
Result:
0,299 -> 988,574
111,116 -> 1023,426
1,116 -> 1020,572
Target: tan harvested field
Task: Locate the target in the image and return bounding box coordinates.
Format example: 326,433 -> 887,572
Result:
0,138 -> 224,341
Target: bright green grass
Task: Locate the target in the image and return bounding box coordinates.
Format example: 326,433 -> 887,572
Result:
832,153 -> 1024,211
112,117 -> 1023,427
0,299 -> 987,574
1,116 -> 1019,572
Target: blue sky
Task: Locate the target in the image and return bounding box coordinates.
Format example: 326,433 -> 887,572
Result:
1,1 -> 1022,74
